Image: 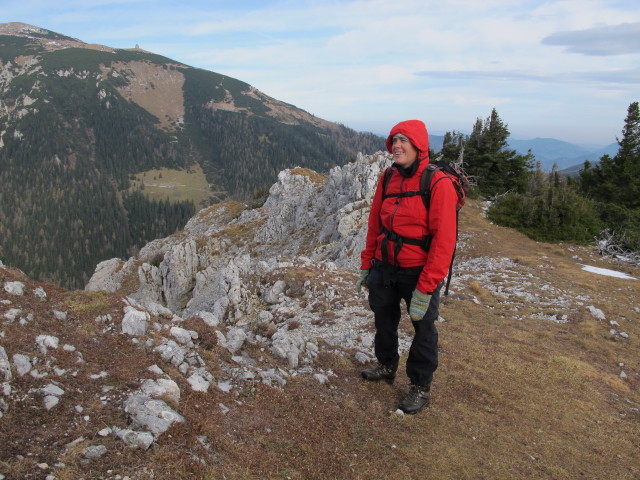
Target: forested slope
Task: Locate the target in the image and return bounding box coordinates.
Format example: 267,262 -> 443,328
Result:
0,23 -> 383,288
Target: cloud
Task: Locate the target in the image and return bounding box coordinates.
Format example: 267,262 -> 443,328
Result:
5,0 -> 638,145
415,67 -> 640,86
542,22 -> 640,56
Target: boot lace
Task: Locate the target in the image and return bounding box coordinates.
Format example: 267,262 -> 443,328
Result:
407,384 -> 428,401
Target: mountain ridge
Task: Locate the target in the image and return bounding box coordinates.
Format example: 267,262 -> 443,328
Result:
507,136 -> 618,171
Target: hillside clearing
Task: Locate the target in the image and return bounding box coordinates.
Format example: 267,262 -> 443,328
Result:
129,164 -> 215,207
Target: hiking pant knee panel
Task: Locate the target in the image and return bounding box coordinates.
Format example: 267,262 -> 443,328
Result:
406,284 -> 441,386
407,317 -> 439,386
368,263 -> 442,383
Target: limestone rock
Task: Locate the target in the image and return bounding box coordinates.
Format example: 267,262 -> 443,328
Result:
170,326 -> 198,345
123,394 -> 185,436
83,445 -> 108,459
85,152 -> 390,320
35,335 -> 59,354
3,308 -> 22,321
4,281 -> 25,295
160,240 -> 199,312
121,307 -> 149,336
264,280 -> 286,305
85,258 -> 128,292
224,328 -> 246,354
33,287 -> 47,299
114,428 -> 155,449
187,373 -> 210,392
12,353 -> 31,376
0,347 -> 11,381
140,378 -> 181,404
587,305 -> 606,320
154,340 -> 186,367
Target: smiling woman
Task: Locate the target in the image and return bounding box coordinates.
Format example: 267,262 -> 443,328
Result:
359,119 -> 460,415
390,133 -> 418,167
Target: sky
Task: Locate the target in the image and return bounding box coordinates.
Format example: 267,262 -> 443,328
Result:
3,0 -> 640,146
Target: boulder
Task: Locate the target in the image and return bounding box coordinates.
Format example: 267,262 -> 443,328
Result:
123,394 -> 185,436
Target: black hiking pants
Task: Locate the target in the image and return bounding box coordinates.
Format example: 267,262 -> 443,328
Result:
367,260 -> 442,387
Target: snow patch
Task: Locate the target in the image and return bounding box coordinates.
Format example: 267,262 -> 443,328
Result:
580,265 -> 637,280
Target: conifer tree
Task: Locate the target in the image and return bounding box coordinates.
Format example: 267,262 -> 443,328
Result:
580,101 -> 640,207
615,101 -> 640,208
462,108 -> 533,197
440,131 -> 465,163
579,101 -> 640,251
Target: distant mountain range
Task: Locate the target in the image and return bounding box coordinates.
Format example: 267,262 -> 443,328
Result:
507,137 -> 618,172
427,134 -> 618,173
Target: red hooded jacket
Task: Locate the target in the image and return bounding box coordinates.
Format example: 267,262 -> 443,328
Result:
360,120 -> 459,294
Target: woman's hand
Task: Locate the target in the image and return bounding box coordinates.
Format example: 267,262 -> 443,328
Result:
409,289 -> 432,321
356,270 -> 369,292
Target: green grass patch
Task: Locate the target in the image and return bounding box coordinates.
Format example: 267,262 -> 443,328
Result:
130,164 -> 214,207
64,290 -> 110,314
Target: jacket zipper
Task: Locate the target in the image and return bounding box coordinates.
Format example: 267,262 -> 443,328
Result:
388,174 -> 405,230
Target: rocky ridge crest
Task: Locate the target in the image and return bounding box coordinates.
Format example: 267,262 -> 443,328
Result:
86,151 -> 387,317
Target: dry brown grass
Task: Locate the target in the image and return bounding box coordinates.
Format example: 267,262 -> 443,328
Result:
289,168 -> 327,185
1,200 -> 639,479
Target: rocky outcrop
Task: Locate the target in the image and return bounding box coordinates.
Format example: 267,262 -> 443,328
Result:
0,262 -> 379,454
86,151 -> 391,322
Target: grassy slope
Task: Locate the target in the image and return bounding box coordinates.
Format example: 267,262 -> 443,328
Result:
1,201 -> 638,480
199,201 -> 640,479
209,202 -> 639,480
129,165 -> 215,208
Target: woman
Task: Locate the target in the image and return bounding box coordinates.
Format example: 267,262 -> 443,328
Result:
357,119 -> 459,414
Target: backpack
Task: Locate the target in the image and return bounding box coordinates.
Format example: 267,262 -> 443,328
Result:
380,160 -> 469,295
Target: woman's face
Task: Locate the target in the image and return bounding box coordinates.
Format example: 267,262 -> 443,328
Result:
391,135 -> 419,167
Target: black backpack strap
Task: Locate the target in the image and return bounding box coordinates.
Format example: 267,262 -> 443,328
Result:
380,226 -> 432,251
444,208 -> 460,296
381,166 -> 395,200
421,162 -> 466,210
382,166 -> 423,200
421,161 -> 464,296
379,225 -> 432,287
419,164 -> 436,210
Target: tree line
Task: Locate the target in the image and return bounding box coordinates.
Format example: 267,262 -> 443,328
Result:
0,60 -> 196,289
439,102 -> 640,257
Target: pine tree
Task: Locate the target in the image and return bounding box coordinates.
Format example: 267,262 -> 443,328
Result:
581,101 -> 640,207
463,108 -> 533,197
440,131 -> 465,163
615,101 -> 640,208
579,101 -> 640,251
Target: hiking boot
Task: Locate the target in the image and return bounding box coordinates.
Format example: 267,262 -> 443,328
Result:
398,384 -> 431,414
361,363 -> 398,384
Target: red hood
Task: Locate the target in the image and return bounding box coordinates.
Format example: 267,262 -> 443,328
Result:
385,120 -> 430,157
